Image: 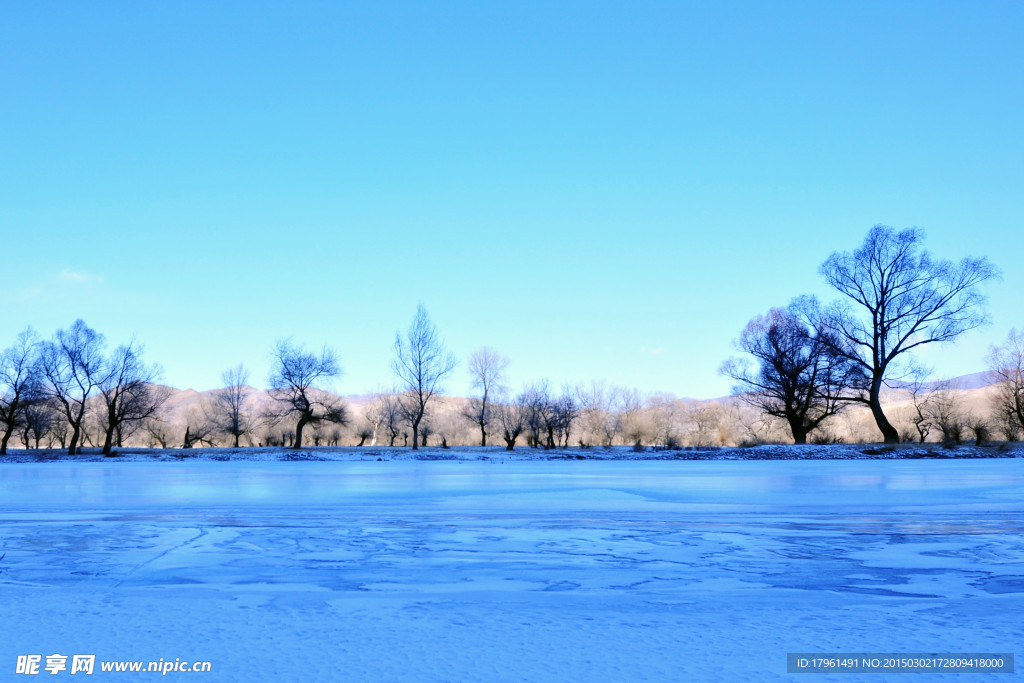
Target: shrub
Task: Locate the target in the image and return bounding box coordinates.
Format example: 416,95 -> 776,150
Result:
970,420 -> 991,446
810,430 -> 843,445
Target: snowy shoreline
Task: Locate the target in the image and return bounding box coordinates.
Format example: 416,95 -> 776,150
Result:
2,442 -> 1022,463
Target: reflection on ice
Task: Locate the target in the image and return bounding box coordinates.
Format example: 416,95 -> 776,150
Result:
2,460 -> 1023,512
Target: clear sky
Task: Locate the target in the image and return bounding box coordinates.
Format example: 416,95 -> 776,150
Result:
2,1 -> 1021,399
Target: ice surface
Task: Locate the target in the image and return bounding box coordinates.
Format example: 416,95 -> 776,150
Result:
1,460 -> 1022,681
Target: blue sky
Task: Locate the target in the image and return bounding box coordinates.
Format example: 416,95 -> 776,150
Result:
1,1 -> 1021,398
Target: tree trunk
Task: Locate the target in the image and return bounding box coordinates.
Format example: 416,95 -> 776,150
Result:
411,415 -> 420,450
102,425 -> 115,455
788,418 -> 808,445
504,438 -> 515,451
68,402 -> 87,455
1015,394 -> 1024,438
102,404 -> 117,455
480,392 -> 488,447
868,378 -> 900,444
0,429 -> 11,455
294,414 -> 309,449
234,433 -> 240,448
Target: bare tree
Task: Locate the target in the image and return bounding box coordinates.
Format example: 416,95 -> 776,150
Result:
355,427 -> 373,446
391,304 -> 456,450
721,307 -> 860,444
724,399 -> 780,447
211,364 -> 252,447
361,392 -> 386,446
425,397 -> 462,449
462,348 -> 509,447
182,420 -> 218,448
418,421 -> 434,447
968,415 -> 992,446
260,426 -> 282,448
21,400 -> 58,449
182,397 -> 219,448
576,381 -> 616,447
615,387 -> 647,447
687,402 -> 725,447
992,407 -> 1022,442
515,382 -> 577,449
367,391 -> 404,446
550,386 -> 579,447
928,381 -> 969,445
902,364 -> 936,443
646,393 -> 684,448
98,341 -> 166,454
143,416 -> 172,448
494,390 -> 527,450
805,225 -> 999,443
268,340 -> 348,449
520,381 -> 552,448
988,328 -> 1024,439
1,328 -> 42,454
364,388 -> 411,447
39,320 -> 110,455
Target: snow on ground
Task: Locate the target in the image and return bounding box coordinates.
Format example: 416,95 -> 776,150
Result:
1,458 -> 1022,681
2,441 -> 1023,463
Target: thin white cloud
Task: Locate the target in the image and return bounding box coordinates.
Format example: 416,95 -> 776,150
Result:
58,269 -> 105,286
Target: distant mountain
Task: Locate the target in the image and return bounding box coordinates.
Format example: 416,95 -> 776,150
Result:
885,370 -> 993,393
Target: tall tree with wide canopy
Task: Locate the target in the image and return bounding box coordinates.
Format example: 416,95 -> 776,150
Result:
721,307 -> 861,444
98,341 -> 165,454
39,320 -> 110,455
805,225 -> 998,443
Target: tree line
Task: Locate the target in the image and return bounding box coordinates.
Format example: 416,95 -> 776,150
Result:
0,322 -> 164,455
0,302 -> 611,453
2,226 -> 1021,453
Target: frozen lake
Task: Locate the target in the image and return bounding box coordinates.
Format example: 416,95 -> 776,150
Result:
1,460 -> 1022,681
